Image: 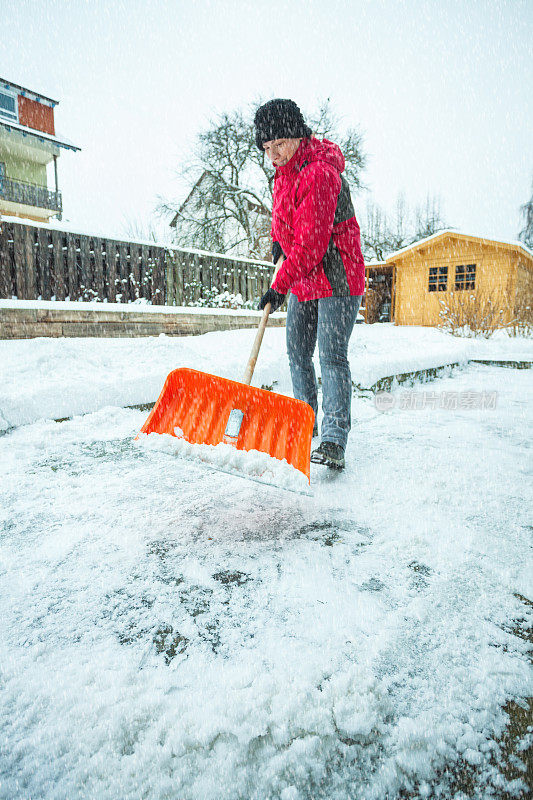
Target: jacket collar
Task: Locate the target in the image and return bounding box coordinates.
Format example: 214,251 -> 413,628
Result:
275,138 -> 310,176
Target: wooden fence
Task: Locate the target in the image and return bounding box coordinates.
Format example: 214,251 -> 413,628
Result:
166,249 -> 272,306
0,220 -> 166,304
0,220 -> 273,306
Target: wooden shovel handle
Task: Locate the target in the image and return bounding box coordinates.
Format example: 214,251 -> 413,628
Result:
242,303 -> 271,385
242,255 -> 285,386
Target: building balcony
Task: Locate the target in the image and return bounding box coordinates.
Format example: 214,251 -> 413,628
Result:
0,175 -> 62,213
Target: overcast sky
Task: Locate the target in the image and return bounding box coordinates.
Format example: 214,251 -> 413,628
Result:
2,0 -> 532,245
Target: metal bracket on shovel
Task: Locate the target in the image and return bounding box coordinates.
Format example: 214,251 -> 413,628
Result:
222,296 -> 274,444
223,408 -> 245,445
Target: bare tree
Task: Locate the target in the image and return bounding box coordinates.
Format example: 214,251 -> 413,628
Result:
413,194 -> 446,240
387,193 -> 410,251
361,192 -> 447,262
361,200 -> 388,261
122,216 -> 161,244
519,178 -> 533,249
159,100 -> 367,258
309,99 -> 366,193
158,109 -> 272,257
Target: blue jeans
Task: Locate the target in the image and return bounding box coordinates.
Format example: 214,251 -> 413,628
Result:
286,294 -> 362,449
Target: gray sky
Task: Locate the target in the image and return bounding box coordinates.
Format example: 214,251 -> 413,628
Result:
3,0 -> 532,244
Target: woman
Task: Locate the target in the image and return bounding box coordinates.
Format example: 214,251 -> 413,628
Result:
255,99 -> 365,471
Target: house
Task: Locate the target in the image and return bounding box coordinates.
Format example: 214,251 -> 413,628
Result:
364,230 -> 533,326
0,78 -> 80,224
170,171 -> 272,259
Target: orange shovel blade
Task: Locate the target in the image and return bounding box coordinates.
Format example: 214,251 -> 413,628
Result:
140,368 -> 315,480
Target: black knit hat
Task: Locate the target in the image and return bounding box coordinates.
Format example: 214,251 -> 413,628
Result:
254,99 -> 312,150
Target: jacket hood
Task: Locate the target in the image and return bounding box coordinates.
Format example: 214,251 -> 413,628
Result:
277,137 -> 345,175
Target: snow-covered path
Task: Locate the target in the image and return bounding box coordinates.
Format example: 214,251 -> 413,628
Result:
1,360 -> 531,799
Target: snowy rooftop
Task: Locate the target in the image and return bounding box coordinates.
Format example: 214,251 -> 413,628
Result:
388,229 -> 533,261
1,76 -> 58,106
0,118 -> 80,152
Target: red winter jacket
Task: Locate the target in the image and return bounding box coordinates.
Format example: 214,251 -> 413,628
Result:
270,137 -> 365,301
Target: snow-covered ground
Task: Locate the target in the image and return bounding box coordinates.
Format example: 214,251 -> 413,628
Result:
1,322 -> 531,431
0,325 -> 532,799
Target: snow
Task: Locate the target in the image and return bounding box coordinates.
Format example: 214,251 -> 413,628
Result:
0,322 -> 530,432
139,432 -> 311,495
0,326 -> 289,431
0,324 -> 532,798
0,297 -> 276,316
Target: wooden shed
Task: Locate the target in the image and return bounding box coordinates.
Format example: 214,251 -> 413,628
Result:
364,231 -> 533,326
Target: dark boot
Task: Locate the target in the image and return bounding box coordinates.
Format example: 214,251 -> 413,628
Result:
310,441 -> 345,470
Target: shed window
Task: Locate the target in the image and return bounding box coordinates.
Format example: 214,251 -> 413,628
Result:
428,266 -> 448,292
0,89 -> 18,122
455,264 -> 476,290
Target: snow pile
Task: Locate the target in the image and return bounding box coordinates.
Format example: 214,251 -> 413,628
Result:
350,323 -> 475,388
138,431 -> 311,494
0,323 -> 488,430
0,327 -> 291,429
1,300 -> 530,432
465,326 -> 533,359
188,289 -> 256,310
0,297 -> 273,316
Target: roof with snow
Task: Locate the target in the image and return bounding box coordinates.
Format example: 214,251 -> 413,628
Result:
0,77 -> 58,106
0,118 -> 80,152
387,230 -> 533,262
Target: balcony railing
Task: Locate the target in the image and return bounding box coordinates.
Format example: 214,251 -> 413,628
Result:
0,175 -> 62,212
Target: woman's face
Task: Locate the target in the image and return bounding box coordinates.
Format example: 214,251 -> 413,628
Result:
263,138 -> 301,167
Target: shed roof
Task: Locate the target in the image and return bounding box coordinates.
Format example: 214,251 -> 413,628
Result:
386,230 -> 533,263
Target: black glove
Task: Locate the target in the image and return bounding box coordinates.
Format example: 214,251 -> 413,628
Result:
258,287 -> 286,313
272,241 -> 285,264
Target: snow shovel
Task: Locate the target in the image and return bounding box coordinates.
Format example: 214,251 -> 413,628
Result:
139,269 -> 315,482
